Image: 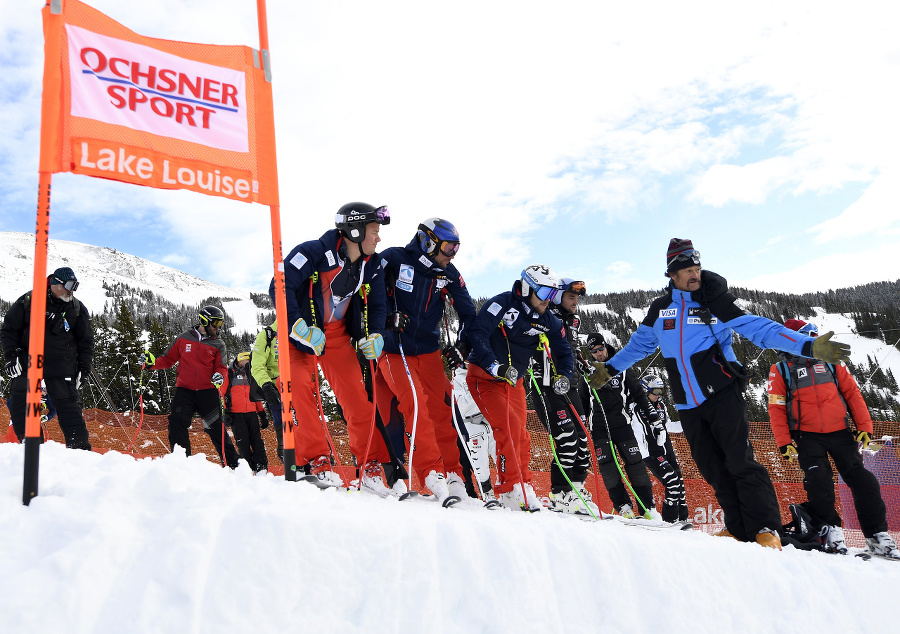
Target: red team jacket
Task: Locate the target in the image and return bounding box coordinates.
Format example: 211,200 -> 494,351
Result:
150,328 -> 228,394
767,357 -> 873,448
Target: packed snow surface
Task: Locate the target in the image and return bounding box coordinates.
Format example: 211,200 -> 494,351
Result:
2,442 -> 898,633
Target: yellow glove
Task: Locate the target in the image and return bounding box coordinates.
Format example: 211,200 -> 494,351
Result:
780,444 -> 798,462
588,361 -> 612,388
856,431 -> 871,451
811,331 -> 851,364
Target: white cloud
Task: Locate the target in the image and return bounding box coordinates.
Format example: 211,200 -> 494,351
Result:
810,168 -> 900,244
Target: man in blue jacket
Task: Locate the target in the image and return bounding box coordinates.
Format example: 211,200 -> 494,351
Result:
592,239 -> 851,548
376,218 -> 477,501
465,265 -> 574,511
271,202 -> 391,489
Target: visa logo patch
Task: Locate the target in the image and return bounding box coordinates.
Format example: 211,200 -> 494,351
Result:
659,308 -> 677,318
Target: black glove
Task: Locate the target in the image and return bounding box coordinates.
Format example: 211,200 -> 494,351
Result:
386,311 -> 410,332
552,374 -> 570,395
489,362 -> 518,385
443,341 -> 471,370
5,356 -> 22,379
262,381 -> 281,413
258,411 -> 269,430
223,410 -> 233,427
780,444 -> 798,462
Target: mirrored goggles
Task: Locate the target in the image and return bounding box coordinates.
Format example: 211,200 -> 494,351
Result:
798,323 -> 818,337
564,280 -> 586,296
649,388 -> 664,396
532,284 -> 560,302
667,249 -> 701,268
208,318 -> 224,328
439,241 -> 460,256
54,278 -> 79,292
374,206 -> 390,224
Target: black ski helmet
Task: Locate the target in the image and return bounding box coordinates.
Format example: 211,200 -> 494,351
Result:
416,217 -> 460,256
199,305 -> 225,329
335,202 -> 390,243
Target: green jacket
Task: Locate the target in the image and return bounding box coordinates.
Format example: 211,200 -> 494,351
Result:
250,322 -> 279,388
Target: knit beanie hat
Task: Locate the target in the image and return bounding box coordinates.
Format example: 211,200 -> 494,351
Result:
586,332 -> 606,350
666,238 -> 700,274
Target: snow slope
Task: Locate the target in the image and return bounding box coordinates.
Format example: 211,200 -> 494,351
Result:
0,231 -> 265,334
1,442 -> 897,634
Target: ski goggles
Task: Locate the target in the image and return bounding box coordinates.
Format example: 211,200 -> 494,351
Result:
667,249 -> 701,269
649,388 -> 664,396
53,277 -> 79,292
208,318 -> 224,328
374,206 -> 391,224
562,280 -> 586,296
529,283 -> 560,302
439,241 -> 460,257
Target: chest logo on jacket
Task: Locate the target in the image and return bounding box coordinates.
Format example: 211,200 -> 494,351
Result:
687,307 -> 717,325
663,319 -> 675,330
660,308 -> 677,318
502,308 -> 520,327
397,264 -> 414,292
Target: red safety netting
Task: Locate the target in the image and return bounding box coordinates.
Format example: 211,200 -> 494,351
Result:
3,400 -> 897,548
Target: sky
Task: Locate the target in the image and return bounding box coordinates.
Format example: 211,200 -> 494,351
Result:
2,440 -> 899,634
2,1 -> 900,300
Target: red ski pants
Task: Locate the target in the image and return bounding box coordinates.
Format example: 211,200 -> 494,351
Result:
376,350 -> 462,482
466,364 -> 531,494
288,320 -> 389,467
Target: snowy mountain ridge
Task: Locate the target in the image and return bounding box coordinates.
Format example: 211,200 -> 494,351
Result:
0,231 -> 266,334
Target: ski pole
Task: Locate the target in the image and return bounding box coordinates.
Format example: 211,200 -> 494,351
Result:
496,324 -> 530,508
392,292 -> 420,500
126,362 -> 146,453
527,367 -> 599,519
589,384 -> 651,515
538,334 -> 604,511
313,364 -> 350,486
357,283 -> 378,492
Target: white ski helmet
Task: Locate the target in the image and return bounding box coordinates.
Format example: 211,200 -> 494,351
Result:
520,264 -> 561,302
552,277 -> 586,305
641,375 -> 664,392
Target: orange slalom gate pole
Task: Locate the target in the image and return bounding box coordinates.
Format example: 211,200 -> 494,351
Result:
256,0 -> 296,481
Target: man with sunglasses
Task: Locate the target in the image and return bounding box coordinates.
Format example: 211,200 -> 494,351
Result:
590,238 -> 852,550
271,202 -> 392,490
2,267 -> 93,449
465,264 -> 574,511
376,217 -> 477,502
141,305 -> 240,467
529,278 -> 596,514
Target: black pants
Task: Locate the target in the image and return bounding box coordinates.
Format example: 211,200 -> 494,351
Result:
680,384 -> 782,541
9,375 -> 91,450
168,386 -> 239,468
231,411 -> 268,472
532,384 -> 590,493
593,422 -> 654,513
796,429 -> 887,538
643,436 -> 689,522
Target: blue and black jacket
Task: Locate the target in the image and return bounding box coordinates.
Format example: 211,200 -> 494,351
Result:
380,237 -> 477,356
606,271 -> 817,410
466,281 -> 574,383
270,229 -> 386,355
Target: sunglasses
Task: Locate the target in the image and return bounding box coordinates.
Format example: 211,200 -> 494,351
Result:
439,241 -> 460,257
590,347 -> 604,355
667,249 -> 701,268
54,278 -> 79,292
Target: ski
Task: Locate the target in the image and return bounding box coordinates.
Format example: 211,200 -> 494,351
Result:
441,495 -> 463,508
614,516 -> 694,531
483,499 -> 503,510
299,474 -> 345,490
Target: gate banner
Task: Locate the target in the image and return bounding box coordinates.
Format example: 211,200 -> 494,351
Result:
41,0 -> 278,205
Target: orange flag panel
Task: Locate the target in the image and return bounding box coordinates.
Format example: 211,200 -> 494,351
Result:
41,0 -> 278,205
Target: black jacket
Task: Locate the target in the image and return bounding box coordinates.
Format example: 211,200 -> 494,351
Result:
1,286 -> 93,379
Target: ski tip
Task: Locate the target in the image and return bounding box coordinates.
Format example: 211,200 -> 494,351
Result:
483,500 -> 503,510
399,491 -> 420,501
442,495 -> 463,508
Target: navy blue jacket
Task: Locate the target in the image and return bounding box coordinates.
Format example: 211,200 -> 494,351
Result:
380,237 -> 477,356
270,229 -> 386,355
607,271 -> 816,410
467,282 -> 574,383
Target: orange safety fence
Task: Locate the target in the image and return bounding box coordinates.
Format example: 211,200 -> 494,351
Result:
3,399 -> 897,548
